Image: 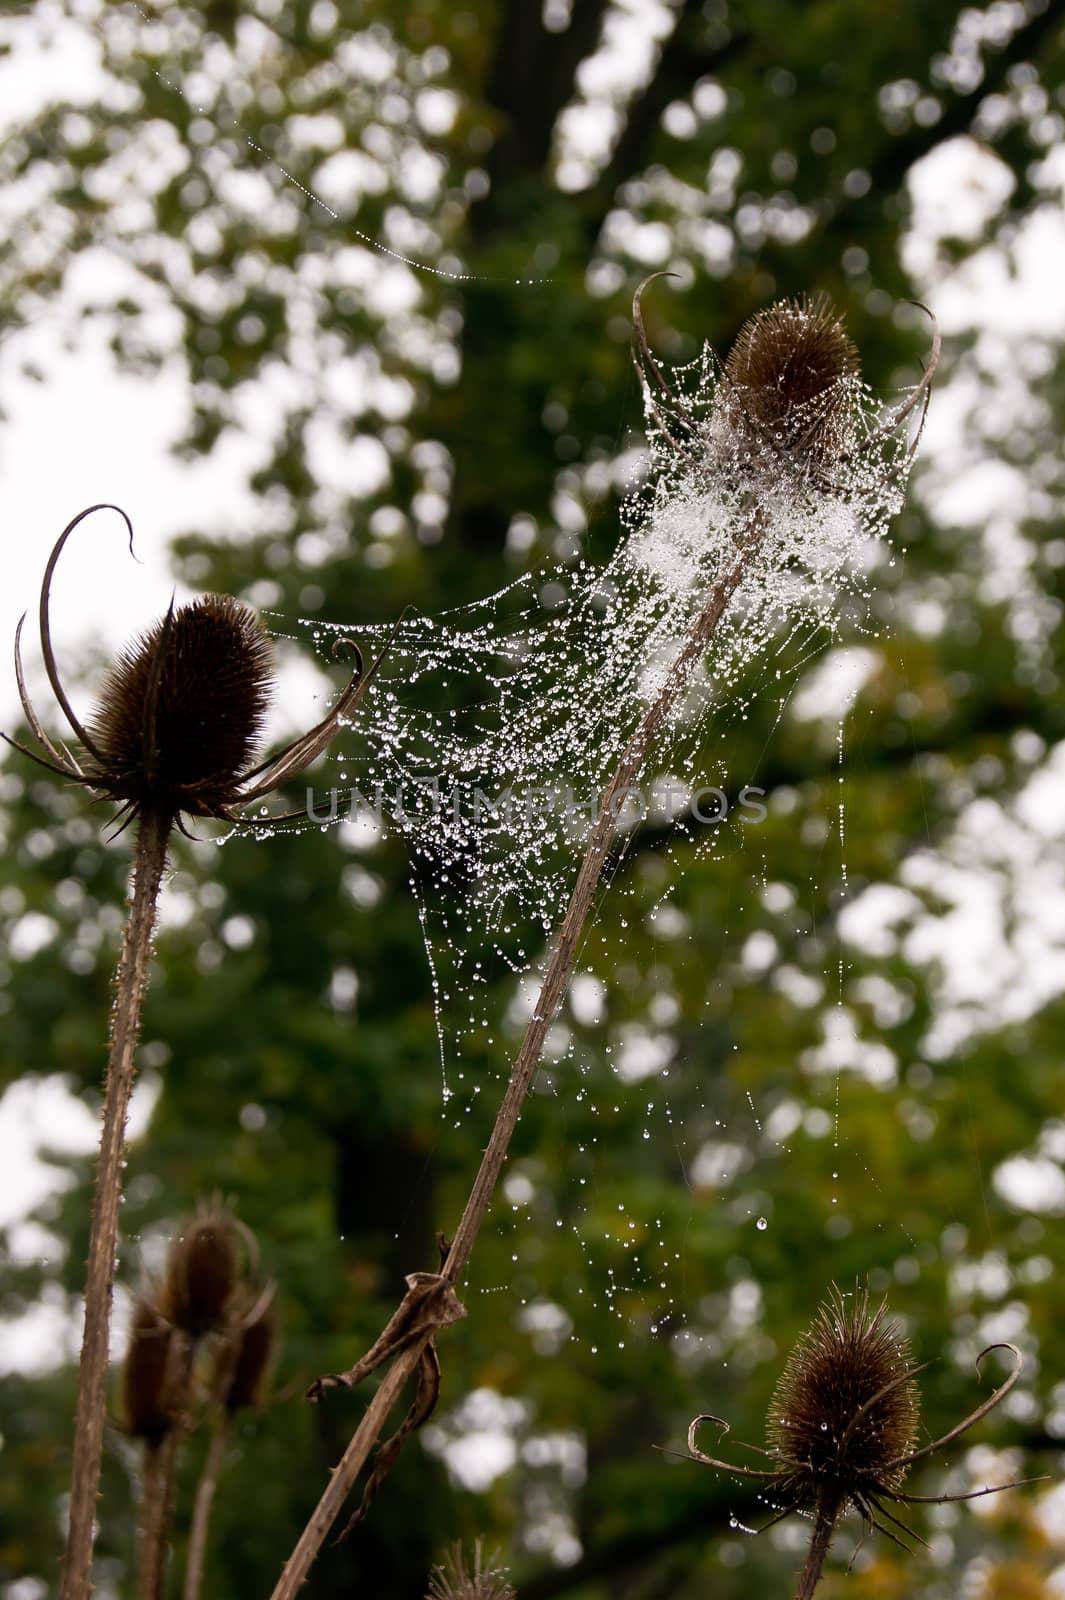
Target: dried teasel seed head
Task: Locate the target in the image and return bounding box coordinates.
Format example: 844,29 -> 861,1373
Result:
724,293 -> 859,466
216,1291 -> 278,1412
426,1541 -> 515,1600
123,1297 -> 178,1444
6,505 -> 385,836
767,1285 -> 919,1494
90,593 -> 273,811
163,1207 -> 240,1339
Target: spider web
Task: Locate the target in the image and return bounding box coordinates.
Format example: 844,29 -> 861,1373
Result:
248,348 -> 918,1340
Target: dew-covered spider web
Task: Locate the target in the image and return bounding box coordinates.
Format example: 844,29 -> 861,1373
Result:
247,339 -> 920,1332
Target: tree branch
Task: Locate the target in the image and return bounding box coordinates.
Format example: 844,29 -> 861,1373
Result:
822,0 -> 1065,246
582,0 -> 752,239
471,0 -> 613,241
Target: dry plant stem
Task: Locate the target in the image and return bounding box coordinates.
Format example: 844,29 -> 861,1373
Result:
183,1422 -> 229,1600
795,1495 -> 840,1600
270,542 -> 758,1600
271,1353 -> 420,1598
135,1446 -> 168,1600
140,1336 -> 194,1600
138,1430 -> 179,1600
63,806 -> 171,1600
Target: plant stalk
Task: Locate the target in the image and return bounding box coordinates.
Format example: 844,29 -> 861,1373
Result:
795,1494 -> 840,1600
135,1445 -> 168,1600
138,1333 -> 194,1600
183,1421 -> 229,1600
137,1430 -> 180,1600
271,542 -> 757,1599
63,806 -> 171,1600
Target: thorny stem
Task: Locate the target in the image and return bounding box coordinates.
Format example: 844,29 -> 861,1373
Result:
271,539 -> 759,1599
795,1495 -> 841,1600
63,807 -> 171,1600
183,1420 -> 229,1600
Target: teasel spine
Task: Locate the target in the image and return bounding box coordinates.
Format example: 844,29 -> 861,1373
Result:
795,1497 -> 841,1600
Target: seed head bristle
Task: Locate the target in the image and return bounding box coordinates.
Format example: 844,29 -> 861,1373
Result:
163,1207 -> 239,1339
724,294 -> 859,464
90,594 -> 273,806
123,1297 -> 178,1445
426,1541 -> 515,1600
217,1294 -> 278,1412
767,1285 -> 919,1494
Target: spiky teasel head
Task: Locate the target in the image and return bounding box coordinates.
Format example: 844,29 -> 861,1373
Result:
90,594 -> 273,814
3,503 -> 377,835
723,294 -> 860,468
123,1296 -> 180,1445
163,1202 -> 245,1339
767,1284 -> 919,1498
631,276 -> 937,513
688,1282 -> 1027,1575
427,1541 -> 515,1600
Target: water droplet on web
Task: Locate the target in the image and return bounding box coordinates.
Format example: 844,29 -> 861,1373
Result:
756,1216 -> 768,1231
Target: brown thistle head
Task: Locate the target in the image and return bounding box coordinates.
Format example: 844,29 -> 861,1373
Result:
767,1284 -> 919,1497
90,594 -> 273,814
724,294 -> 860,468
162,1204 -> 242,1339
123,1296 -> 179,1445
